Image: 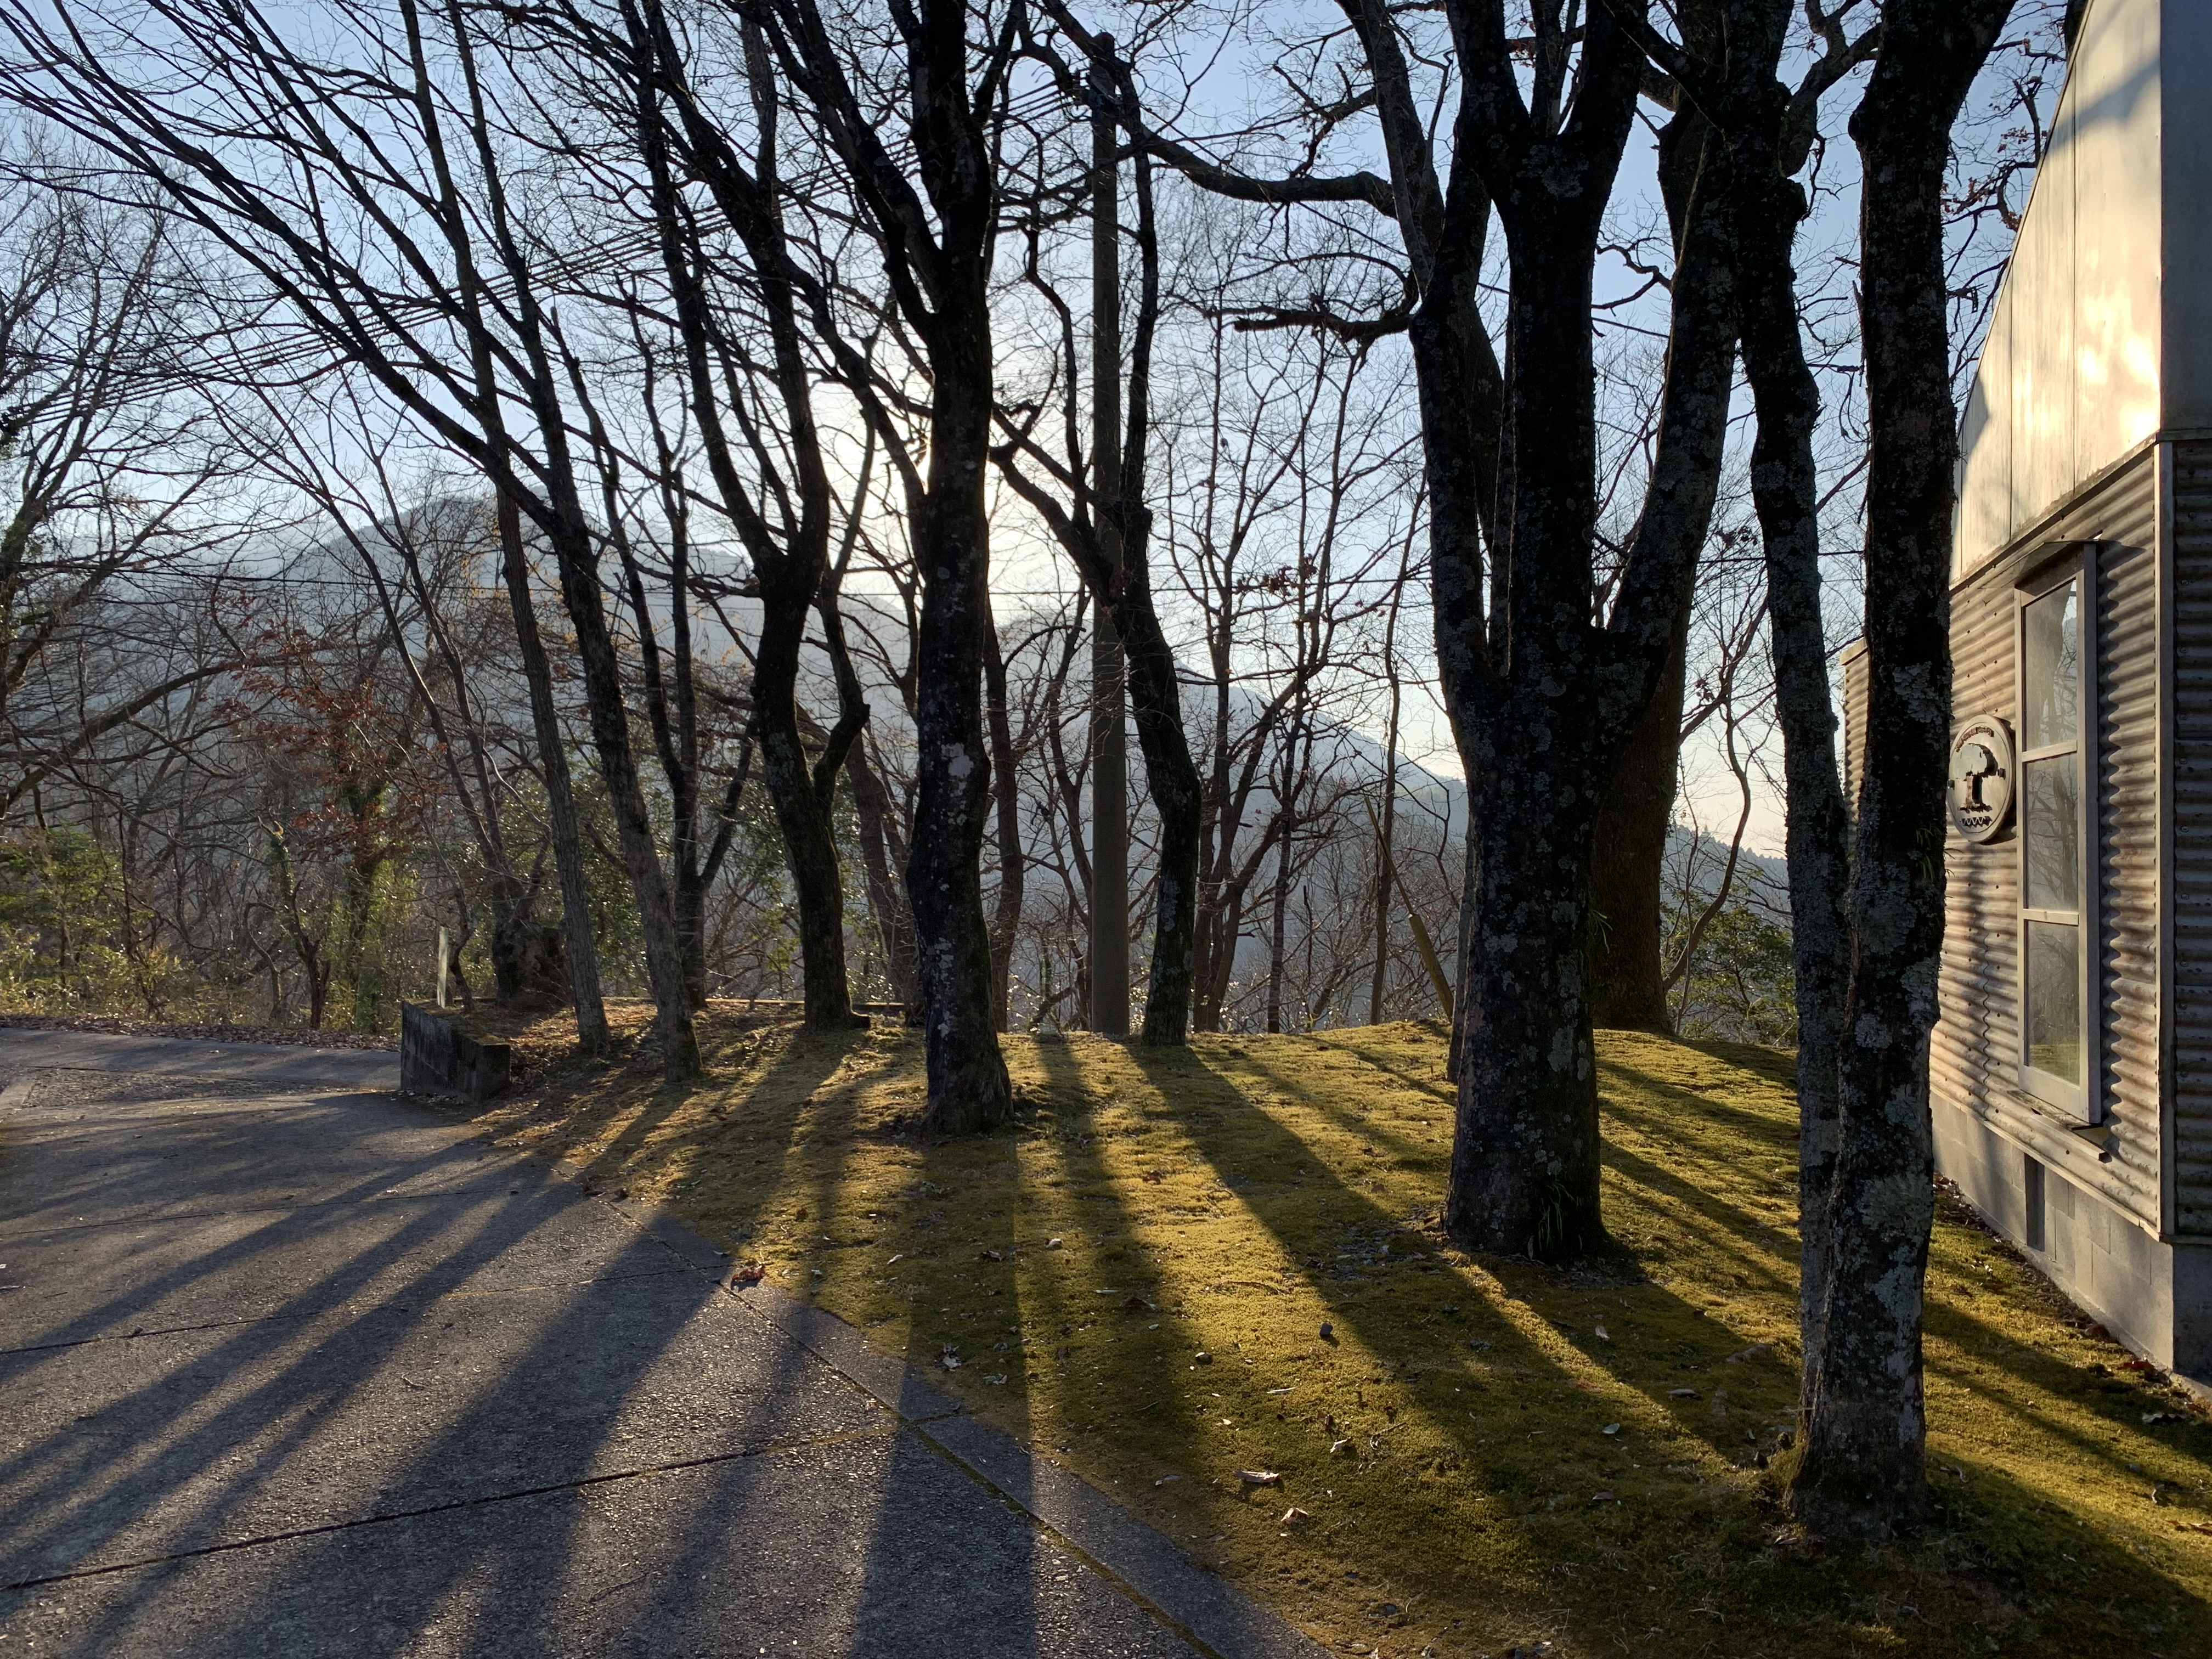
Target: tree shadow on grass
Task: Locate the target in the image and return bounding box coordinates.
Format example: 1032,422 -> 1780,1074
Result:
383,1016 -> 2212,1658
1921,1289 -> 2212,1499
1305,1023 -> 1456,1105
1104,1035 -> 2212,1658
1024,1035 -> 1215,1496
1102,1040 -> 1808,1654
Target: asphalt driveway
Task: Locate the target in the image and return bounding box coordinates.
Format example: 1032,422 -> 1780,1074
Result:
0,1029 -> 1321,1659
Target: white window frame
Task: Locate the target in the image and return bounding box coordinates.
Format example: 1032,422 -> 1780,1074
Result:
2015,548 -> 2099,1121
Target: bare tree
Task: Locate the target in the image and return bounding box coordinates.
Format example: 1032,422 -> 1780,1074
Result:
731,0 -> 1022,1128
990,23 -> 1205,1046
1789,0 -> 2015,1540
0,0 -> 732,1065
0,178 -> 264,818
1095,0 -> 1737,1256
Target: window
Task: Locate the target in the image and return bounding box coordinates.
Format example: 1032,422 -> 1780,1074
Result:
2017,562 -> 2092,1115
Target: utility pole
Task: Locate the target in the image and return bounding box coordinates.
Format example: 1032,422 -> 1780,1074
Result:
1087,42 -> 1130,1036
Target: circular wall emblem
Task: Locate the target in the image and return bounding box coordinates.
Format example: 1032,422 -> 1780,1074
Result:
1948,715 -> 2016,843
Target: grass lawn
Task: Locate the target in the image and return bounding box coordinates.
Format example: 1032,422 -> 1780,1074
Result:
466,1005 -> 2212,1657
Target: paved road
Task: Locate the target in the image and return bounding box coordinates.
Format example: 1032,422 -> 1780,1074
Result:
0,1030 -> 1320,1659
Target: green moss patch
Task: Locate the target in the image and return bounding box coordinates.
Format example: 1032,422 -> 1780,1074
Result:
475,1011 -> 2212,1658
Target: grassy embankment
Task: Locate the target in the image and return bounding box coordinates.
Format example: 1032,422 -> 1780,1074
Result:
466,1005 -> 2212,1658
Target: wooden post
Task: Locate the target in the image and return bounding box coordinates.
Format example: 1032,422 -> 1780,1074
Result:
1087,43 -> 1129,1036
436,927 -> 449,1009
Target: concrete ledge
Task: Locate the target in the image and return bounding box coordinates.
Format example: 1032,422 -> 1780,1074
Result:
398,1002 -> 510,1101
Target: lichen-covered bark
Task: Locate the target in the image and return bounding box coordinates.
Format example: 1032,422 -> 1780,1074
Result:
1786,0 -> 2014,1539
1733,131 -> 1852,1399
1447,749 -> 1609,1254
905,336 -> 1014,1127
1443,59 -> 1735,1259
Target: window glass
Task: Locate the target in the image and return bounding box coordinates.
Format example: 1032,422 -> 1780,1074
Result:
2022,580 -> 2080,751
2025,920 -> 2083,1084
2023,754 -> 2080,911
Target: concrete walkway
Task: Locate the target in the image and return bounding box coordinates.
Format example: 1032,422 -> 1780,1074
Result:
0,1030 -> 1322,1659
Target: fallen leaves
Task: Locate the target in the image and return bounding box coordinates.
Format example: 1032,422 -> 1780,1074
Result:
1237,1469 -> 1283,1486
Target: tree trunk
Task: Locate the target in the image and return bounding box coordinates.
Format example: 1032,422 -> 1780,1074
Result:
1448,828 -> 1475,1080
757,584 -> 861,1030
631,18 -> 860,1033
1265,803 -> 1294,1033
817,583 -> 915,1014
1086,76 -> 1130,1040
845,732 -> 918,1012
1371,569 -> 1408,1025
995,67 -> 1200,1046
906,320 -> 1013,1132
1587,615 -> 1689,1030
984,600 -> 1023,1031
1729,116 -> 1853,1409
1585,94 -> 1733,1036
486,874 -> 537,1001
542,504 -> 701,1080
495,493 -> 610,1053
1788,0 -> 2013,1538
1124,572 -> 1201,1045
1448,721 -> 1608,1257
1443,80 -> 1730,1262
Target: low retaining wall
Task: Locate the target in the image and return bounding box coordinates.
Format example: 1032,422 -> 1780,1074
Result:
399,1001 -> 511,1102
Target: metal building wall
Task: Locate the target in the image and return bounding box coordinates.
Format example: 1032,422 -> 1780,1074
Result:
2166,438 -> 2212,1233
1954,0 -> 2165,578
1931,444 -> 2162,1232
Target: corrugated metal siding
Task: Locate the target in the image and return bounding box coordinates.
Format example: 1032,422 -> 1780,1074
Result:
2168,440 -> 2212,1233
1932,446 -> 2163,1233
1934,561 -> 2022,1154
2098,526 -> 2163,1227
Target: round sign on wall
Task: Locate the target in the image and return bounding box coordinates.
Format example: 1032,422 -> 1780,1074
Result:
1947,715 -> 2016,842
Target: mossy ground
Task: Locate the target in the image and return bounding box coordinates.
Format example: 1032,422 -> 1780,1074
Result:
471,1005 -> 2212,1658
